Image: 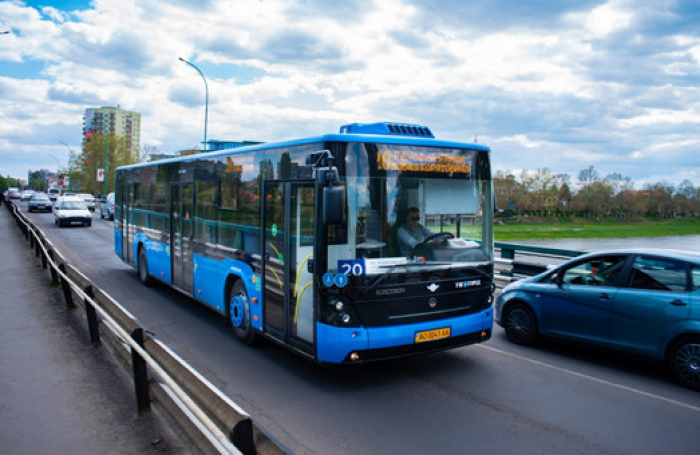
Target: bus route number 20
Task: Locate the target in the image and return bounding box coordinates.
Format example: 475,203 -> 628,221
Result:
338,259 -> 365,277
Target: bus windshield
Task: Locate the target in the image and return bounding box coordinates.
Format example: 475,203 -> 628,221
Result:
333,143 -> 493,275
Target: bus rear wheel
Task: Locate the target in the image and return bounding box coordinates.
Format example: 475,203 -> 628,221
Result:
138,247 -> 153,286
228,281 -> 257,345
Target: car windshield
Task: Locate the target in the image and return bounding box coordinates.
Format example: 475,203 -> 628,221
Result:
32,194 -> 50,201
60,201 -> 87,210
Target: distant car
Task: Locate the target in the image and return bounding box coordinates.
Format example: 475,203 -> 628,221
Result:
21,190 -> 36,201
47,187 -> 61,201
8,188 -> 21,199
495,249 -> 700,390
77,193 -> 96,211
100,192 -> 115,220
28,193 -> 52,212
53,196 -> 92,227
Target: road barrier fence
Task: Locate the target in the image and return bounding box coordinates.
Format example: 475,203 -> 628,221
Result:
5,199 -> 288,455
4,198 -> 586,453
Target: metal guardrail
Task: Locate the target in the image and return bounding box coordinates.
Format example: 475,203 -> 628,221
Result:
5,199 -> 288,455
494,242 -> 586,288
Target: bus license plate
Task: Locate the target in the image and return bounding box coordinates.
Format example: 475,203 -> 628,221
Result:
414,327 -> 451,343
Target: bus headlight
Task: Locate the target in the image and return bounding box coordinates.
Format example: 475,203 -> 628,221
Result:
324,298 -> 360,327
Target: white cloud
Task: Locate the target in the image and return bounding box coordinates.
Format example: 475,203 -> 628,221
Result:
0,0 -> 699,188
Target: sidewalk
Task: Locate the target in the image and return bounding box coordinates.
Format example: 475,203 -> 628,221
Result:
0,204 -> 193,454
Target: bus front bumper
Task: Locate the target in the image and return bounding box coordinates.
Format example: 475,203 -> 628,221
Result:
316,308 -> 493,363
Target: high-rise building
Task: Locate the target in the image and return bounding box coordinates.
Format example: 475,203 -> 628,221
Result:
83,107 -> 141,159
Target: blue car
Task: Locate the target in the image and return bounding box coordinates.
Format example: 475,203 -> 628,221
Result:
495,249 -> 700,390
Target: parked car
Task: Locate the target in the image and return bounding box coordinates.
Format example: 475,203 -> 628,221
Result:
47,187 -> 61,201
28,193 -> 52,212
100,192 -> 115,220
495,249 -> 700,390
77,193 -> 96,211
53,196 -> 92,227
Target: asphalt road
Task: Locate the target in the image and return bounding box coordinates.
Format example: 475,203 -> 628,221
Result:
21,202 -> 700,455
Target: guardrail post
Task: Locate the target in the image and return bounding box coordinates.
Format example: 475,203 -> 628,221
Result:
501,246 -> 515,260
130,328 -> 151,414
39,241 -> 48,270
58,263 -> 76,309
230,418 -> 256,455
83,286 -> 100,346
47,250 -> 58,284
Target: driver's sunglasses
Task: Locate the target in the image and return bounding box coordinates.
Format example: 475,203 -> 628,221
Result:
411,216 -> 420,221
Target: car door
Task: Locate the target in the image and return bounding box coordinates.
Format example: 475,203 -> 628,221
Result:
609,255 -> 691,358
539,255 -> 628,344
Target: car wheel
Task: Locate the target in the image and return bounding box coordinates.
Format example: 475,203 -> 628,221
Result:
138,247 -> 153,286
503,303 -> 539,345
227,280 -> 257,345
668,336 -> 700,390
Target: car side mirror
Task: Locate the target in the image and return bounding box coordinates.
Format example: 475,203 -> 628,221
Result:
553,272 -> 563,287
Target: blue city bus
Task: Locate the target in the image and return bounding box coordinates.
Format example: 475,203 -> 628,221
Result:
114,122 -> 494,363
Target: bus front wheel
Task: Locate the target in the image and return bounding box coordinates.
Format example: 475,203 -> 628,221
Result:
228,281 -> 257,345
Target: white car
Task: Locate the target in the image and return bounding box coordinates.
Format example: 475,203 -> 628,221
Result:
47,187 -> 61,201
77,193 -> 96,211
54,196 -> 92,227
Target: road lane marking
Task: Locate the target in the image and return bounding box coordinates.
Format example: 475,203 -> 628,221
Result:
478,344 -> 700,413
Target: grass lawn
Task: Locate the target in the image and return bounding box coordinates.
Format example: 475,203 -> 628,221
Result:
494,216 -> 700,241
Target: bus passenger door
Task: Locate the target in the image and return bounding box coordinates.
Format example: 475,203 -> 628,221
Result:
263,181 -> 316,350
120,184 -> 134,264
170,183 -> 194,293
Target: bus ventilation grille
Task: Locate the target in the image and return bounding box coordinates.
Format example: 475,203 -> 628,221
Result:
340,122 -> 435,138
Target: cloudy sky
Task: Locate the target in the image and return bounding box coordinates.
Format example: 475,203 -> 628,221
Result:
1,0 -> 699,187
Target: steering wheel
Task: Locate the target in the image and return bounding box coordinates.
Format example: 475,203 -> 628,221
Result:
420,232 -> 455,246
583,276 -> 602,286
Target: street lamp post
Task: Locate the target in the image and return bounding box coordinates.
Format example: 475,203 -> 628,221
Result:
179,57 -> 209,152
103,134 -> 109,197
59,141 -> 74,191
48,154 -> 60,189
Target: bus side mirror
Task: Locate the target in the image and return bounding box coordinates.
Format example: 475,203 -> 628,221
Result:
324,186 -> 345,226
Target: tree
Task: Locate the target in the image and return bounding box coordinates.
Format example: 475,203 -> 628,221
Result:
573,180 -> 614,216
29,171 -> 45,191
76,133 -> 136,194
642,182 -> 675,217
577,165 -> 599,184
493,170 -> 522,212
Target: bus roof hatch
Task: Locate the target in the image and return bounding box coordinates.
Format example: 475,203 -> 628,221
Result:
339,122 -> 435,138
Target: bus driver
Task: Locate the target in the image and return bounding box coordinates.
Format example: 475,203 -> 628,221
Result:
397,207 -> 441,256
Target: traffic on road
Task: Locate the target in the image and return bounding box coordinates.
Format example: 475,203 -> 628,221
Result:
14,197 -> 700,455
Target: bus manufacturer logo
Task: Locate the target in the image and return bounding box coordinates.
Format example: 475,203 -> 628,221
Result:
427,283 -> 440,293
455,280 -> 481,288
376,288 -> 405,296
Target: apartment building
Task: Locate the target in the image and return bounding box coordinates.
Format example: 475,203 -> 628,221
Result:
83,107 -> 141,159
